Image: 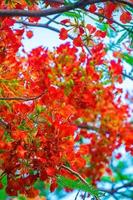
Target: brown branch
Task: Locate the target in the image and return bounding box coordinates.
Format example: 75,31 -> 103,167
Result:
115,0 -> 133,7
45,14 -> 62,25
45,15 -> 69,26
122,72 -> 133,81
0,91 -> 46,101
16,20 -> 74,39
44,0 -> 65,4
61,165 -> 90,186
74,190 -> 80,200
15,20 -> 92,54
99,182 -> 133,195
0,4 -> 75,17
114,182 -> 133,192
61,165 -> 100,199
0,0 -> 107,18
0,119 -> 10,129
78,124 -> 99,132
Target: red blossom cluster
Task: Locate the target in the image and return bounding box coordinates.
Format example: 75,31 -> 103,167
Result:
0,0 -> 133,198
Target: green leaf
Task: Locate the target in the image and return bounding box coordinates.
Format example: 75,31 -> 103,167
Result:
18,119 -> 30,131
125,5 -> 133,14
25,0 -> 32,5
4,0 -> 9,4
63,11 -> 82,19
101,176 -> 112,182
122,53 -> 133,66
36,105 -> 45,114
18,196 -> 27,200
96,23 -> 108,31
57,176 -> 104,198
116,31 -> 128,44
3,131 -> 13,142
0,176 -> 7,200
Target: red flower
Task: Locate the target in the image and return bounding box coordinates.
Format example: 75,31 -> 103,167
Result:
109,60 -> 123,75
120,12 -> 132,24
88,4 -> 97,13
95,30 -> 106,38
59,28 -> 68,40
115,153 -> 122,159
86,24 -> 96,34
61,19 -> 70,24
73,36 -> 83,47
104,2 -> 117,18
26,30 -> 33,39
50,180 -> 58,192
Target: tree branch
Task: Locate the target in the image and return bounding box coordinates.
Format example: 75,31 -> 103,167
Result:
61,165 -> 90,186
99,182 -> 133,195
122,72 -> 133,81
61,165 -> 100,200
0,0 -> 107,18
45,14 -> 62,25
115,0 -> 133,7
0,91 -> 46,101
44,0 -> 65,4
15,20 -> 92,54
0,119 -> 10,129
78,124 -> 99,132
16,20 -> 74,39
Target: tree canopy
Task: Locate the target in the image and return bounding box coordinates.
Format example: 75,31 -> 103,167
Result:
0,0 -> 133,199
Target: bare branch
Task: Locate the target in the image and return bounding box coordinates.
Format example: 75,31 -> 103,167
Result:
61,165 -> 92,187
16,20 -> 74,39
45,14 -> 61,25
0,91 -> 46,101
44,0 -> 65,4
0,119 -> 10,129
74,190 -> 80,200
0,0 -> 107,18
99,182 -> 133,194
78,124 -> 99,132
0,4 -> 75,17
114,182 -> 133,192
122,72 -> 133,81
115,0 -> 133,7
45,15 -> 69,26
16,20 -> 92,54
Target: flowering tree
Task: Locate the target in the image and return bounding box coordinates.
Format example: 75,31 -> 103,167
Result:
0,0 -> 133,199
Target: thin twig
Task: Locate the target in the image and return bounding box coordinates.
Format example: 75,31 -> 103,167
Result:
99,182 -> 133,194
115,0 -> 133,7
45,15 -> 70,26
16,20 -> 92,55
122,72 -> 133,81
75,190 -> 80,200
61,165 -> 90,186
61,165 -> 99,200
45,14 -> 61,25
44,0 -> 65,4
78,124 -> 99,131
0,119 -> 10,129
16,20 -> 74,39
0,91 -> 46,101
